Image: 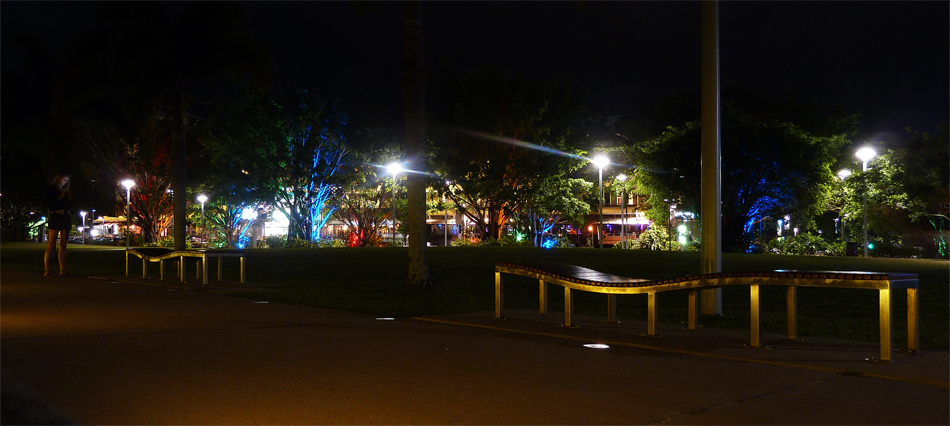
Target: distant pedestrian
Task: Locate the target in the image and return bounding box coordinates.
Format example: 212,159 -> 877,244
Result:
44,173 -> 73,276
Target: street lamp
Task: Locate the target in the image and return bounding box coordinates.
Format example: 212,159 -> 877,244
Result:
616,174 -> 627,248
79,211 -> 87,245
591,155 -> 609,249
836,169 -> 851,242
386,162 -> 404,245
855,147 -> 877,257
197,194 -> 208,248
121,179 -> 135,248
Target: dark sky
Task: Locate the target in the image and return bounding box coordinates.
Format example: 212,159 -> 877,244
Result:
3,1 -> 948,143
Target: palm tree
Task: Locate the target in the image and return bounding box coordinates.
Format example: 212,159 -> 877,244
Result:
404,1 -> 430,287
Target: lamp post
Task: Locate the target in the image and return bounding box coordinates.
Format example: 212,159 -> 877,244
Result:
592,155 -> 609,249
616,174 -> 627,248
837,169 -> 851,242
80,211 -> 87,244
855,147 -> 877,257
121,179 -> 135,248
386,162 -> 404,245
197,194 -> 208,248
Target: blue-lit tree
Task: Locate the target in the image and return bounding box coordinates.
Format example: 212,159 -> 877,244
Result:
622,85 -> 856,251
273,89 -> 349,243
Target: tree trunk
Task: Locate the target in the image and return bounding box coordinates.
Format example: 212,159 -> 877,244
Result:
171,86 -> 188,251
404,0 -> 429,287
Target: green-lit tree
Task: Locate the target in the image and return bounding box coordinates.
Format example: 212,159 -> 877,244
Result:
622,85 -> 857,251
840,123 -> 949,257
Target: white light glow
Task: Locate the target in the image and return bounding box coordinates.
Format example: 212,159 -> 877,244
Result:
241,207 -> 258,221
855,147 -> 877,163
837,169 -> 852,180
386,162 -> 404,176
583,343 -> 610,349
616,174 -> 627,182
591,154 -> 609,170
197,194 -> 208,204
120,179 -> 135,190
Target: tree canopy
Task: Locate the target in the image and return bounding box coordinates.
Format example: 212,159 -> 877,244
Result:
429,67 -> 589,240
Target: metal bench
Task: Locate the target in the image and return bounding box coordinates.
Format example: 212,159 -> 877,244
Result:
126,248 -> 246,285
494,262 -> 919,362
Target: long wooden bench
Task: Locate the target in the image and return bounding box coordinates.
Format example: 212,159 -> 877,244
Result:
126,248 -> 246,285
494,262 -> 920,362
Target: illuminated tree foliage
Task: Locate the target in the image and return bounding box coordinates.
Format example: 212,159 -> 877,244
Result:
54,2 -> 273,250
624,86 -> 857,251
75,116 -> 178,243
514,176 -> 592,247
429,68 -> 588,240
209,86 -> 349,243
840,124 -> 949,257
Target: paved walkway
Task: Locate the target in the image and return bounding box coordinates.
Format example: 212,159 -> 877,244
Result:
2,268 -> 947,425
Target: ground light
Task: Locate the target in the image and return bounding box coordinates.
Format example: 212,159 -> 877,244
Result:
583,343 -> 609,349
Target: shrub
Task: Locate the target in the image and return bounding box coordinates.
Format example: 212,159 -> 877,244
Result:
264,235 -> 287,248
631,226 -> 672,251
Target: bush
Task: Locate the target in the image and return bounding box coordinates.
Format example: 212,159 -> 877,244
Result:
451,237 -> 481,247
263,235 -> 287,248
769,233 -> 831,256
630,226 -> 672,251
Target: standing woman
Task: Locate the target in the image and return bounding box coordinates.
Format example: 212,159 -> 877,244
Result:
44,173 -> 73,276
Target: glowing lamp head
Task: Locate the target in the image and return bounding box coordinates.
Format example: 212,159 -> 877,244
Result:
616,174 -> 627,182
197,194 -> 208,204
591,155 -> 609,170
837,169 -> 852,180
386,162 -> 404,176
80,211 -> 87,218
855,147 -> 877,163
120,179 -> 135,191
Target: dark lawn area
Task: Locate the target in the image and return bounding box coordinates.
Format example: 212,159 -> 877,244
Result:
2,243 -> 947,349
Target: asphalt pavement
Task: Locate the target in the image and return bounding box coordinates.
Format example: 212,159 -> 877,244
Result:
1,268 -> 947,425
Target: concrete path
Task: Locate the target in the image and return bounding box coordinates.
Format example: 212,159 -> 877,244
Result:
2,268 -> 947,425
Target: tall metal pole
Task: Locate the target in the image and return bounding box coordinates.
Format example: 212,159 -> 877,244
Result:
126,188 -> 131,249
621,189 -> 626,248
392,178 -> 397,244
862,160 -> 869,257
700,0 -> 722,314
598,167 -> 604,249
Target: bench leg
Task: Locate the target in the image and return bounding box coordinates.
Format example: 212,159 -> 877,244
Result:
607,294 -> 617,323
240,256 -> 245,284
562,287 -> 573,327
180,258 -> 186,283
218,257 -> 223,282
907,287 -> 919,354
494,271 -> 504,319
125,252 -> 130,277
202,256 -> 208,285
647,292 -> 656,336
879,288 -> 891,361
687,289 -> 699,330
538,280 -> 548,315
750,285 -> 762,348
142,258 -> 147,278
160,260 -> 165,281
786,286 -> 798,340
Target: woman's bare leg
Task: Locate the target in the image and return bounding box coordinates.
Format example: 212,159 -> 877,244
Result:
44,229 -> 58,275
58,230 -> 68,275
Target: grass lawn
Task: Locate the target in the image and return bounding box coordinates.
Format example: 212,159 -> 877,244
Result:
2,242 -> 947,349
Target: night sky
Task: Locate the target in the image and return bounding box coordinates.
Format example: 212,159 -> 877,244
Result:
3,1 -> 948,143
